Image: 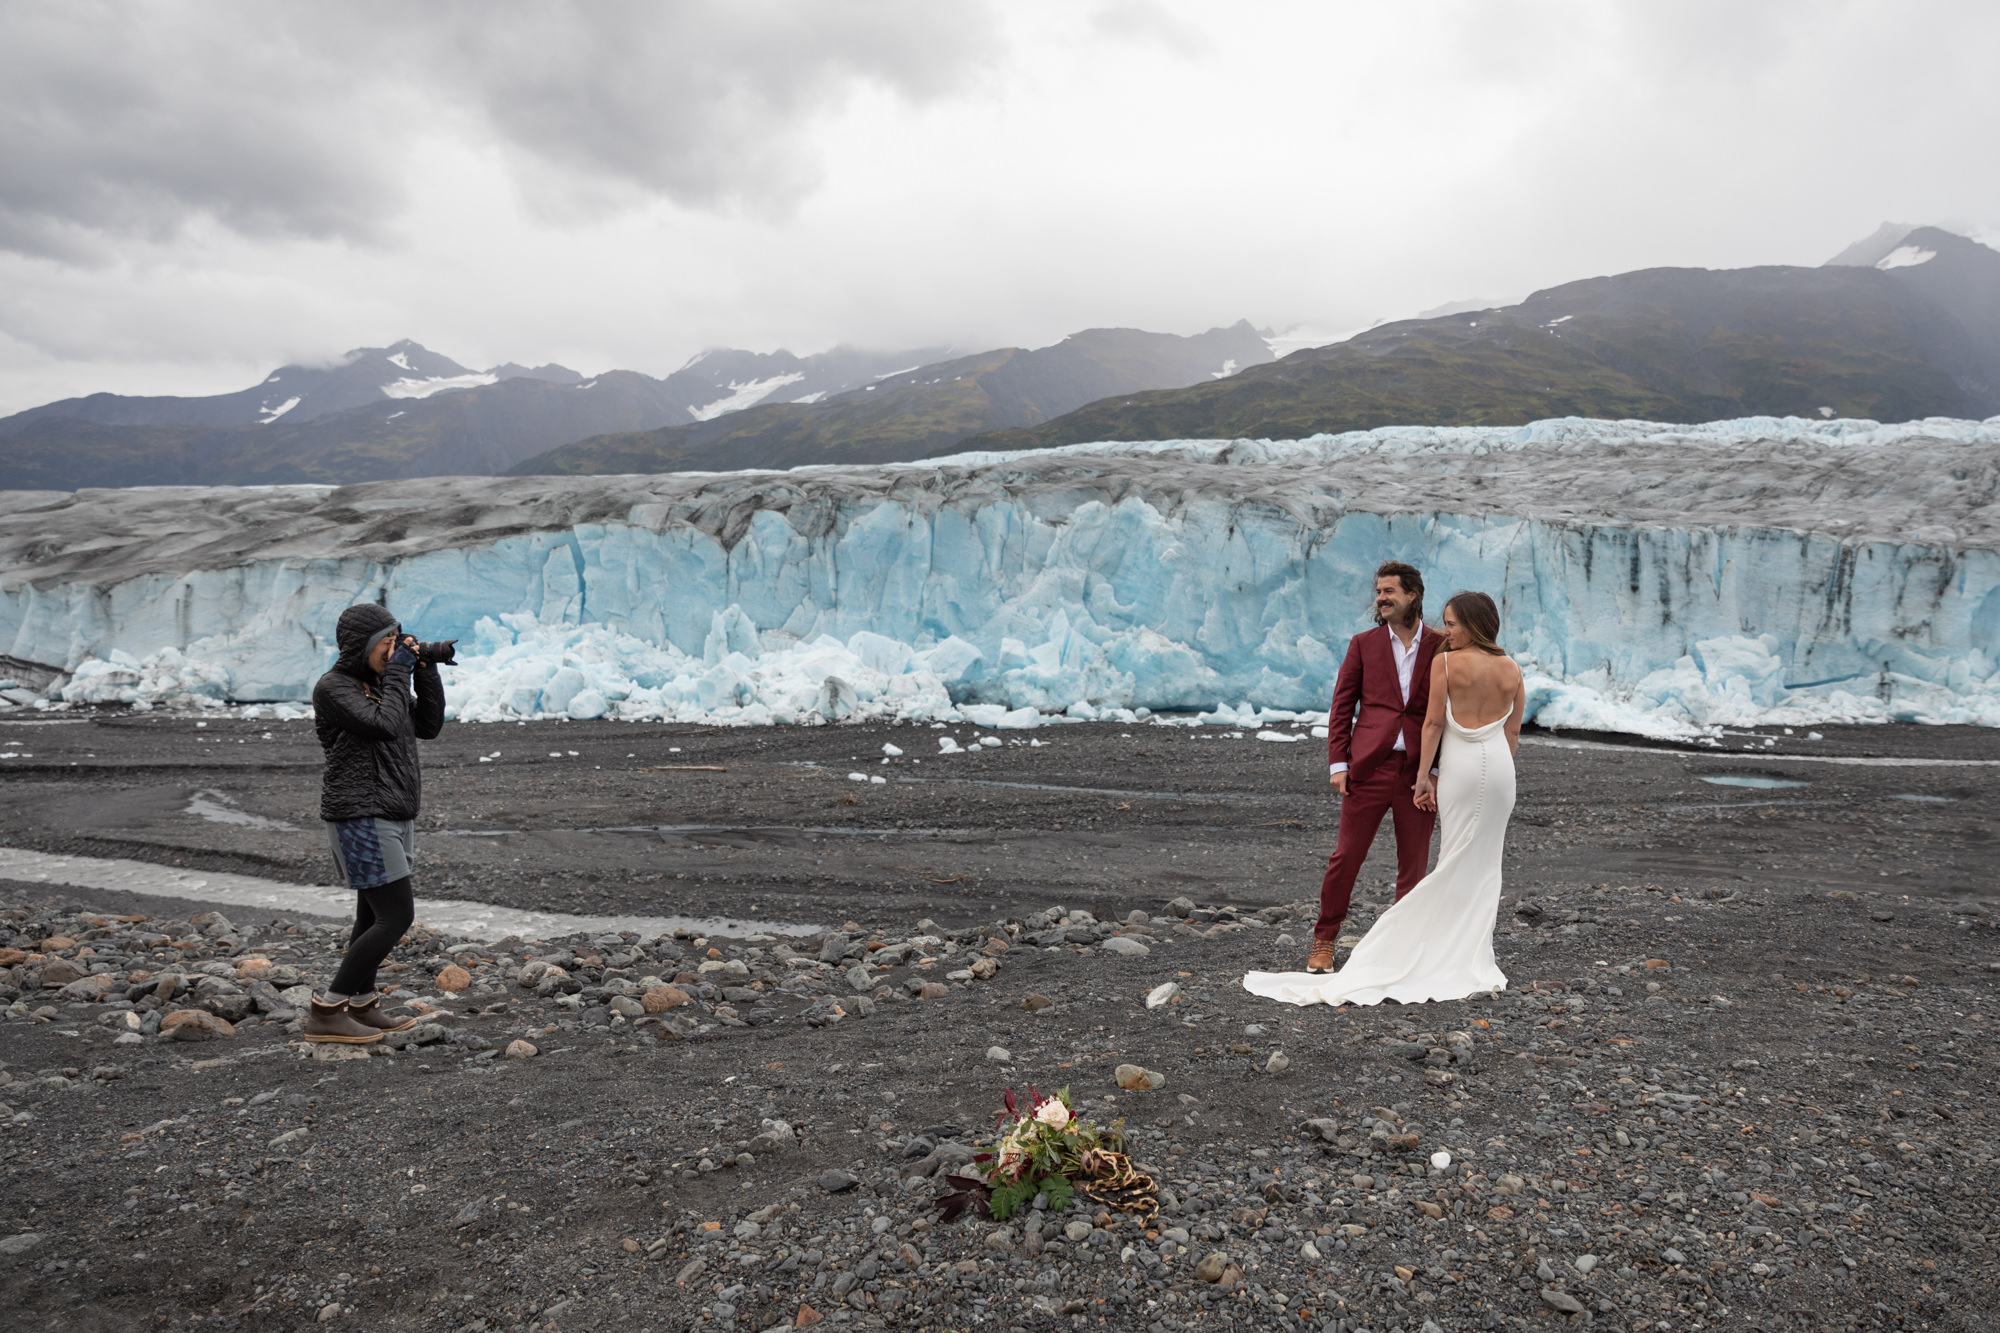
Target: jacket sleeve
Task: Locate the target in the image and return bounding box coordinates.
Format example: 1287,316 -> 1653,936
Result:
411,661 -> 446,740
1325,634 -> 1365,771
312,664 -> 413,742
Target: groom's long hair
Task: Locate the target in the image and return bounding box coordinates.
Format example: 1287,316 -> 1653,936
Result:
1373,561 -> 1424,627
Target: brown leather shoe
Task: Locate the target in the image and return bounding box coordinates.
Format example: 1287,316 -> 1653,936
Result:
344,994 -> 417,1033
303,997 -> 383,1044
1306,938 -> 1338,974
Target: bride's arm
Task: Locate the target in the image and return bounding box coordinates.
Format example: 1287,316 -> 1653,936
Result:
1413,655 -> 1449,809
1505,658 -> 1526,756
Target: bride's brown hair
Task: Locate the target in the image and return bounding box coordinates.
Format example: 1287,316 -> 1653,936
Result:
1443,592 -> 1505,655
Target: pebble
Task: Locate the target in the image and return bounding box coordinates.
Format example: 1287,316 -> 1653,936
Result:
1114,1063 -> 1166,1091
642,985 -> 689,1012
434,964 -> 471,993
1100,937 -> 1149,957
1430,1150 -> 1452,1170
1540,1289 -> 1586,1315
316,1303 -> 341,1321
1064,1220 -> 1093,1242
1021,994 -> 1054,1011
1262,1051 -> 1289,1075
503,1039 -> 538,1059
160,1009 -> 234,1042
818,1170 -> 858,1193
0,1232 -> 42,1256
1144,981 -> 1181,1009
1574,1254 -> 1599,1275
985,1046 -> 1012,1063
1192,1251 -> 1229,1282
917,982 -> 948,1000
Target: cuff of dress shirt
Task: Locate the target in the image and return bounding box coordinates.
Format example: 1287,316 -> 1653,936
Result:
1329,762 -> 1348,775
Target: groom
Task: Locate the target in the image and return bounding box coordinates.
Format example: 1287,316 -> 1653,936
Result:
1306,561 -> 1440,973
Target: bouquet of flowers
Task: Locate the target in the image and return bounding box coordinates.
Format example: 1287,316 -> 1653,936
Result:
935,1085 -> 1150,1223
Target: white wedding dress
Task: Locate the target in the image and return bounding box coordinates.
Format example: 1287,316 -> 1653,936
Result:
1245,683 -> 1514,1007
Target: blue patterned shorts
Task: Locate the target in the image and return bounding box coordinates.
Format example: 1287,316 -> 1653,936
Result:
327,817 -> 415,891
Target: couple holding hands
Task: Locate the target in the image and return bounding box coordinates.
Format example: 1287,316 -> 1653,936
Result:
1246,561 -> 1524,1009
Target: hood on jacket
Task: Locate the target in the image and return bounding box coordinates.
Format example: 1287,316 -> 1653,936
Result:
334,603 -> 400,675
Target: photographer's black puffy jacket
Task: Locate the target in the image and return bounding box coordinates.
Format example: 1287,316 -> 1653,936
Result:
312,604 -> 445,822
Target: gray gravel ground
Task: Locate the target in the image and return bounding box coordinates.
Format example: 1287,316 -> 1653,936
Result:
1,714 -> 1997,1333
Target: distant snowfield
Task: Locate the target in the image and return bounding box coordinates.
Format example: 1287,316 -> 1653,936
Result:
380,372 -> 499,400
4,413 -> 1999,741
689,373 -> 805,421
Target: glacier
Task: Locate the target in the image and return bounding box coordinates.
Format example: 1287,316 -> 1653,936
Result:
3,413 -> 1998,740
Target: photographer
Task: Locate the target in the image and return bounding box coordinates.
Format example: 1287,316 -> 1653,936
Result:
303,603 -> 452,1044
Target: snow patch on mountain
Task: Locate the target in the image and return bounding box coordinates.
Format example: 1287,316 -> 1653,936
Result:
380,372 -> 500,400
689,373 -> 807,421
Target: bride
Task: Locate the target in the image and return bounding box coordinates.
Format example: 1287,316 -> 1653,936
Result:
1245,591 -> 1523,1007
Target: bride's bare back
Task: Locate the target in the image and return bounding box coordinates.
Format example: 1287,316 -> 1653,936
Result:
1443,647 -> 1523,730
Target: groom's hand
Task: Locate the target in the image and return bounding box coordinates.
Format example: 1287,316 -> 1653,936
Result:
1330,772 -> 1349,795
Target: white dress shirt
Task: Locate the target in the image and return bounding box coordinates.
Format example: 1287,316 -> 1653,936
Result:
1330,622 -> 1423,776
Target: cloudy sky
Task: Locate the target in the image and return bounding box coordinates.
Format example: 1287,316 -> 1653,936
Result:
2,0 -> 1996,414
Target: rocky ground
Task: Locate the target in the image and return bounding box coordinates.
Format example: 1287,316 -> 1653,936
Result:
0,713 -> 1997,1333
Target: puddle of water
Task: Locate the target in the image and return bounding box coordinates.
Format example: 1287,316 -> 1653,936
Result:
0,846 -> 821,942
186,789 -> 299,832
1699,775 -> 1808,790
1891,794 -> 1955,803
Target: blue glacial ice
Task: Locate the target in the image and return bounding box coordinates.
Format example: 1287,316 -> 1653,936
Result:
7,413 -> 1999,740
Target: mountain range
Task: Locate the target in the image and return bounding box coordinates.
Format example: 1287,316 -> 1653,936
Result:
952,226 -> 2000,455
2,224 -> 1995,490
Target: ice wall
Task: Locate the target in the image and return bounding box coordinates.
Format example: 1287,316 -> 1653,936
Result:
4,414 -> 1998,738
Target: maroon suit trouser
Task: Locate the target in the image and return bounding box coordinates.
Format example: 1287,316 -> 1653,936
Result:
1313,751 -> 1436,941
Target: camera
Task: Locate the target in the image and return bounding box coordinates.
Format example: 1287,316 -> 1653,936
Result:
416,640 -> 458,666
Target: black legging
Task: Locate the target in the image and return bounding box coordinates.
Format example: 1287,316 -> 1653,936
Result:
328,876 -> 415,998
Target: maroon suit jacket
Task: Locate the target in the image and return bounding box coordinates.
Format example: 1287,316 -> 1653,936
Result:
1325,624 -> 1440,780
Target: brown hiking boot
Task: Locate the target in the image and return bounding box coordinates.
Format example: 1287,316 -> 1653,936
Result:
1306,938 -> 1338,974
344,994 -> 417,1033
303,997 -> 383,1044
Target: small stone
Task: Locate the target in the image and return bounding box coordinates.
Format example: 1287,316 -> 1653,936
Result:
818,1169 -> 858,1193
160,1009 -> 234,1042
675,1257 -> 706,1284
1300,1241 -> 1321,1262
1021,993 -> 1054,1011
620,1237 -> 641,1253
1414,1201 -> 1443,1219
38,958 -> 85,986
608,995 -> 644,1018
981,936 -> 1010,955
1643,958 -> 1671,970
793,1304 -> 824,1328
1101,937 -> 1150,958
1662,1247 -> 1687,1265
1065,1220 -> 1093,1242
435,965 -> 471,993
317,1303 -> 341,1321
1193,1251 -> 1229,1283
918,982 -> 949,1000
1540,1289 -> 1586,1315
1263,1051 -> 1289,1075
1493,1173 -> 1525,1195
1145,981 -> 1182,1009
1430,1150 -> 1452,1170
969,956 -> 999,979
1217,1264 -> 1243,1288
1165,896 -> 1196,917
985,1046 -> 1012,1063
1536,1258 -> 1556,1281
846,964 -> 874,992
1115,1063 -> 1165,1091
1574,1254 -> 1599,1275
642,985 -> 690,1012
0,1232 -> 42,1256
504,1039 -> 538,1059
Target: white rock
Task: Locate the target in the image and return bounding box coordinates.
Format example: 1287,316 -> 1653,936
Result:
1101,937 -> 1150,958
881,743 -> 904,756
1145,981 -> 1182,1009
986,1046 -> 1012,1063
1430,1150 -> 1453,1170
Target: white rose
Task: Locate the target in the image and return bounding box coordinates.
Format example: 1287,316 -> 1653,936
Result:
1035,1100 -> 1072,1129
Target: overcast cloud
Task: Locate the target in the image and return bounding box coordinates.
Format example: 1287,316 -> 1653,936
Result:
1,0 -> 1996,414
